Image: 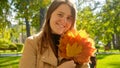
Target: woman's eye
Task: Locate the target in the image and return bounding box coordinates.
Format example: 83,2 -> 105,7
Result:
67,17 -> 70,20
67,17 -> 73,21
58,14 -> 63,17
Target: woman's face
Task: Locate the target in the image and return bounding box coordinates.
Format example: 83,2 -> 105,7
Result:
50,4 -> 74,35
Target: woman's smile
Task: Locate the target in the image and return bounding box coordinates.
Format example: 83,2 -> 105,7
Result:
56,22 -> 65,28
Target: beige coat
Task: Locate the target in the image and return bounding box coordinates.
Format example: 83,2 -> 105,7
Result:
19,33 -> 90,68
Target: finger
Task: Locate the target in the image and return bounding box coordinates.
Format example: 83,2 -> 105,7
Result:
69,60 -> 76,67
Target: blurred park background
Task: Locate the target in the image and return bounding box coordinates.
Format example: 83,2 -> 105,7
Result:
0,0 -> 120,68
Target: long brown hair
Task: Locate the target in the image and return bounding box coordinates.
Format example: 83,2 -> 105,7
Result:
38,0 -> 77,54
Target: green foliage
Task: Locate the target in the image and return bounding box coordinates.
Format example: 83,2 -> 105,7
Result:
77,0 -> 120,47
13,0 -> 50,31
4,29 -> 11,40
95,45 -> 100,49
0,0 -> 51,40
8,43 -> 17,49
15,43 -> 24,52
0,39 -> 17,51
96,0 -> 120,45
77,6 -> 96,38
0,39 -> 23,52
0,0 -> 11,33
0,39 -> 10,49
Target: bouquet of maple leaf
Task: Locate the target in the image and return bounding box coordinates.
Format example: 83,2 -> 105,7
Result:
58,29 -> 96,64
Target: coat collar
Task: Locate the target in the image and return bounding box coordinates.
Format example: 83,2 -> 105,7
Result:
41,45 -> 58,66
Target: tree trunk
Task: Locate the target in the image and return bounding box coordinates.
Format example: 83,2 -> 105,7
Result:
116,34 -> 120,49
112,34 -> 117,49
25,18 -> 31,37
112,34 -> 120,49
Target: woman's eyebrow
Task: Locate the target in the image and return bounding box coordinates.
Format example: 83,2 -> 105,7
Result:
57,11 -> 64,14
57,10 -> 73,17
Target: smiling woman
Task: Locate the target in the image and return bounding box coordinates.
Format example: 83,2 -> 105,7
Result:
19,0 -> 90,68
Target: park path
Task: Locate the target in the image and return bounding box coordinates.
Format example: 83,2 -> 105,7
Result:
0,52 -> 120,57
0,54 -> 22,57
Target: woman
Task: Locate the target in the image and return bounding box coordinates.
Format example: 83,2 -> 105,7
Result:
19,0 -> 90,68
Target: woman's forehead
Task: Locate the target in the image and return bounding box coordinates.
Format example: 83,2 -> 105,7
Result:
55,4 -> 72,16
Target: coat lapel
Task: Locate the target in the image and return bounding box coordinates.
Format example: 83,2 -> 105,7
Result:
41,45 -> 57,66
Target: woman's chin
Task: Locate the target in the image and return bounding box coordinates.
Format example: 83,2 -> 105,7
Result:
52,30 -> 65,35
56,31 -> 64,35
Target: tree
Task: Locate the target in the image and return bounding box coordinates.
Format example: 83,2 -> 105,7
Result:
98,0 -> 120,49
0,0 -> 50,43
77,0 -> 120,50
77,0 -> 100,45
13,0 -> 50,36
0,0 -> 11,37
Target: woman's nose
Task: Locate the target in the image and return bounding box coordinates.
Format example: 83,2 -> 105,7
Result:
61,18 -> 67,24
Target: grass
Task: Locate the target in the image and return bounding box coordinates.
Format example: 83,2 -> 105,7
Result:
0,53 -> 120,68
0,50 -> 21,54
0,56 -> 21,68
97,54 -> 120,68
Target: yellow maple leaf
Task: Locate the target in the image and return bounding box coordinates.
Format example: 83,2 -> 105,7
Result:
79,30 -> 89,38
66,43 -> 82,57
68,31 -> 75,37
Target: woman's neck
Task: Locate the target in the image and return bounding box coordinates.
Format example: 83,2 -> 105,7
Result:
51,34 -> 60,46
51,33 -> 60,58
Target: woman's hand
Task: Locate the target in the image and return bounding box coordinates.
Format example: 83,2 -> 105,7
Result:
57,60 -> 76,68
